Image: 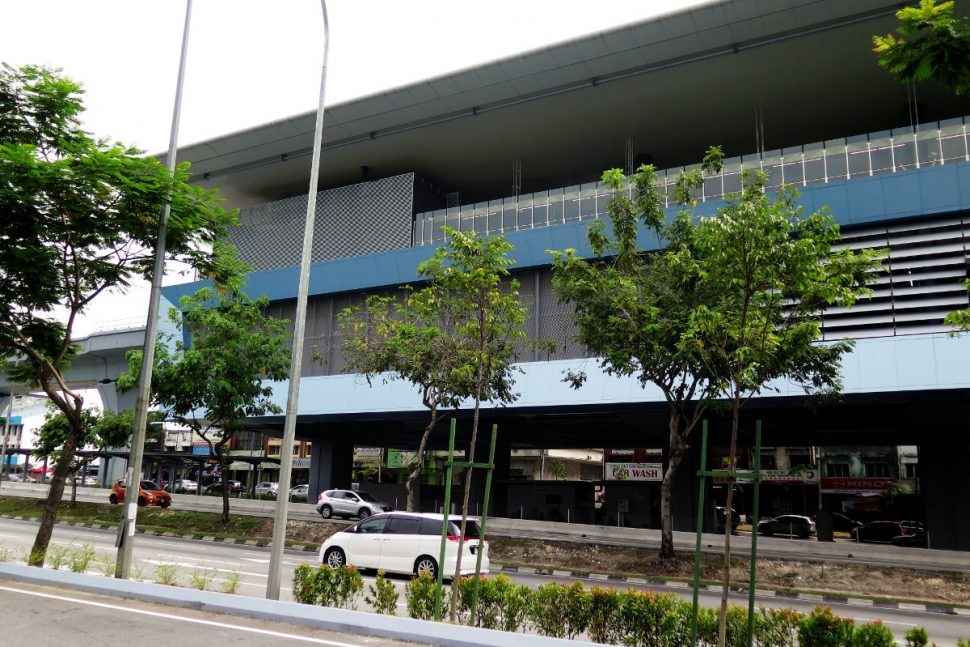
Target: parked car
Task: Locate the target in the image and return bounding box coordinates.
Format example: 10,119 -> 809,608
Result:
319,511 -> 488,580
109,479 -> 171,508
715,506 -> 741,534
166,479 -> 198,494
758,515 -> 816,539
204,480 -> 244,495
828,512 -> 863,534
289,484 -> 309,502
852,520 -> 910,543
254,482 -> 279,497
892,529 -> 928,548
317,489 -> 393,520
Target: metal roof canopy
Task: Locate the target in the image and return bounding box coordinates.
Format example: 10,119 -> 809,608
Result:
178,0 -> 969,209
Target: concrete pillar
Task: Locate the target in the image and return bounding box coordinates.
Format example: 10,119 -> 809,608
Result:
920,439 -> 970,550
309,439 -> 353,500
667,432 -> 709,532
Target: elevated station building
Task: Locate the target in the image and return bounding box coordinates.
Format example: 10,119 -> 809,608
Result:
162,0 -> 970,548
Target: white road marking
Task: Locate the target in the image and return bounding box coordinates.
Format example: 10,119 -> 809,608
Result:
0,584 -> 364,646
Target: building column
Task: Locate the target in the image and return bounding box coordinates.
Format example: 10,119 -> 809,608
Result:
667,433 -> 709,532
920,439 -> 970,550
309,439 -> 354,499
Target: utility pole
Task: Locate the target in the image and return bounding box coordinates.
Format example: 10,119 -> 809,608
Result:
266,0 -> 330,600
116,0 -> 193,578
0,390 -> 13,488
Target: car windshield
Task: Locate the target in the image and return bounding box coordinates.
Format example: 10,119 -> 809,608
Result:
141,481 -> 158,490
356,492 -> 378,502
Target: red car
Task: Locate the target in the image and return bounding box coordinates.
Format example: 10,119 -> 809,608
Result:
109,479 -> 172,508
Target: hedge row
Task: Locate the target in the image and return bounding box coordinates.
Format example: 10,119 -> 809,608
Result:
293,566 -> 964,646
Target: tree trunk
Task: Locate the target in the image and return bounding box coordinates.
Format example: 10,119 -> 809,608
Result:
717,389 -> 742,647
220,456 -> 230,524
659,411 -> 684,561
448,395 -> 481,622
29,433 -> 80,566
70,473 -> 78,506
406,406 -> 439,512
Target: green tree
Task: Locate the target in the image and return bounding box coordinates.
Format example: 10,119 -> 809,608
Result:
874,0 -> 970,95
34,408 -> 163,504
413,229 -> 527,622
549,150 -> 724,561
0,64 -> 237,566
684,171 -> 880,647
338,291 -> 470,512
119,283 -> 290,522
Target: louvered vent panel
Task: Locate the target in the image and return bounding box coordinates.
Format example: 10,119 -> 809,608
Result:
822,215 -> 970,339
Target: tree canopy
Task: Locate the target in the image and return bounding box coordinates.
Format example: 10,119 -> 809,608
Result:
0,63 -> 238,565
873,0 -> 970,95
119,284 -> 291,522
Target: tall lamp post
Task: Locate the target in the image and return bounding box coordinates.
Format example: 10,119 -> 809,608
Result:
266,0 -> 330,600
115,0 -> 194,579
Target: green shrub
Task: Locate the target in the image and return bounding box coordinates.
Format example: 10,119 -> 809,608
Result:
588,586 -> 622,645
797,606 -> 853,647
221,570 -> 242,594
68,544 -> 97,573
189,567 -> 216,591
457,574 -> 531,632
154,562 -> 180,586
291,564 -> 363,609
529,581 -> 590,639
696,606 -> 720,647
405,572 -> 439,621
853,621 -> 896,647
616,590 -> 688,647
756,607 -> 801,647
292,564 -> 317,604
955,640 -> 969,647
724,604 -> 754,647
47,544 -> 71,570
0,543 -> 12,563
366,570 -> 399,615
904,627 -> 929,647
335,566 -> 364,610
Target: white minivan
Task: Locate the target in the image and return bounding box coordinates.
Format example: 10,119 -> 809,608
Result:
318,511 -> 488,580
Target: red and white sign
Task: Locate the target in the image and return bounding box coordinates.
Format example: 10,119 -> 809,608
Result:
607,462 -> 663,481
821,477 -> 896,493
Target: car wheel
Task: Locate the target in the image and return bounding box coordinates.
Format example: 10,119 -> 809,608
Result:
160,500 -> 171,509
319,505 -> 333,519
137,497 -> 147,507
797,528 -> 810,539
324,547 -> 346,569
414,555 -> 438,579
358,507 -> 372,520
760,526 -> 773,536
109,494 -> 118,504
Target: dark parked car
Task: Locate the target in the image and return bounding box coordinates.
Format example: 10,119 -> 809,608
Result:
852,520 -> 909,543
715,507 -> 741,534
892,529 -> 928,548
204,480 -> 244,495
829,513 -> 863,534
758,515 -> 816,539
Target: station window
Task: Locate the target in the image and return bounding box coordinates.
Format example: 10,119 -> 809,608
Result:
827,463 -> 850,477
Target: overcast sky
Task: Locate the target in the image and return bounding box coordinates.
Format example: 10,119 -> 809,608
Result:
3,0 -> 706,334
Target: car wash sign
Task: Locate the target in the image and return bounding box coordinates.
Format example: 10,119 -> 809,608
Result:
607,462 -> 663,481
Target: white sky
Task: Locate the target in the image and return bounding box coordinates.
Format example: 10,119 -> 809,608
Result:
2,0 -> 706,335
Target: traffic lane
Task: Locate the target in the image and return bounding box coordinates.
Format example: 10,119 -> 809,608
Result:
507,570 -> 969,647
0,578 -> 414,647
2,518 -> 967,645
0,517 -> 313,601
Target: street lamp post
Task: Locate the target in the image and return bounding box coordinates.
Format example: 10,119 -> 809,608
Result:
266,0 -> 330,600
115,0 -> 194,579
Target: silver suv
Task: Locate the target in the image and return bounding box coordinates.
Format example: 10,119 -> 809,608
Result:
316,489 -> 392,520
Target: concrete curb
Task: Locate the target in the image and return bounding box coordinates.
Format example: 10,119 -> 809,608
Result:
495,564 -> 966,616
0,563 -> 598,647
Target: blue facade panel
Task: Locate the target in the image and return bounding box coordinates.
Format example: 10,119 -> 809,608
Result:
162,162 -> 970,306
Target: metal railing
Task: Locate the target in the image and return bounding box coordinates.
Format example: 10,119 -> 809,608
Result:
414,116 -> 970,246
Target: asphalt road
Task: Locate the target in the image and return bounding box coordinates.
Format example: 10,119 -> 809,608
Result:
6,481 -> 969,574
1,517 -> 968,646
0,577 -> 412,647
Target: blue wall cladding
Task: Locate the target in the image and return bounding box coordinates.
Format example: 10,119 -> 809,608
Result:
228,173 -> 416,271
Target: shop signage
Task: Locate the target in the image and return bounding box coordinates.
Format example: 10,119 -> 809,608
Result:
387,450 -> 416,469
725,468 -> 820,484
606,462 -> 663,481
191,442 -> 213,455
821,477 -> 896,493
